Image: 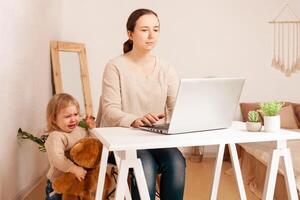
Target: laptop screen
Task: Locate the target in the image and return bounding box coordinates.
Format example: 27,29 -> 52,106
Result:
167,78 -> 245,134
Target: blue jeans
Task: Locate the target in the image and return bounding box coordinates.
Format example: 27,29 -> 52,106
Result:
131,148 -> 186,200
45,180 -> 62,200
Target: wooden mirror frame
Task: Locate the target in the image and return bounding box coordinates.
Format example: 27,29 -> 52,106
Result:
50,41 -> 93,115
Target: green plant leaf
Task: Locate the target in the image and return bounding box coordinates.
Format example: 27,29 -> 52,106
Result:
17,128 -> 47,152
259,101 -> 284,116
17,119 -> 88,153
248,111 -> 260,122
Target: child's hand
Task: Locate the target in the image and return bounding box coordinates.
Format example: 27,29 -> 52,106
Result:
69,165 -> 87,181
85,115 -> 96,128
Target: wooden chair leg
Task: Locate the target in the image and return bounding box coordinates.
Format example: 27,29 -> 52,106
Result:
189,146 -> 204,162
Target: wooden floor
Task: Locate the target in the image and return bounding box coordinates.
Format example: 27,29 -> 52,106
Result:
24,158 -> 259,200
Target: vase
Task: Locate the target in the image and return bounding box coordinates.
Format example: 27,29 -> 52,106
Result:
246,121 -> 262,132
263,115 -> 280,132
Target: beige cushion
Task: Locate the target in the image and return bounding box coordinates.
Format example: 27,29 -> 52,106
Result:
293,104 -> 300,126
280,105 -> 299,129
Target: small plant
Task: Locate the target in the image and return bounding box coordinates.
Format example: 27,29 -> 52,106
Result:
17,120 -> 89,152
259,101 -> 284,116
17,128 -> 48,152
248,111 -> 260,122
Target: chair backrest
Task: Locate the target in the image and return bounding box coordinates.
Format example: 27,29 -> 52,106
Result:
95,95 -> 103,127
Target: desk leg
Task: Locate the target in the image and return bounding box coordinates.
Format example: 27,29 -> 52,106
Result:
263,141 -> 298,200
115,160 -> 130,200
228,143 -> 247,200
282,148 -> 298,200
132,159 -> 150,200
263,148 -> 280,200
114,152 -> 132,200
95,146 -> 109,200
115,151 -> 150,200
210,143 -> 225,200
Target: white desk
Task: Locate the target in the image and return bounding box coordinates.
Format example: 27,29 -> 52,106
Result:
92,121 -> 300,200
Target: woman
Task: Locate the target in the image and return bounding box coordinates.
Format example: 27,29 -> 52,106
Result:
101,8 -> 185,200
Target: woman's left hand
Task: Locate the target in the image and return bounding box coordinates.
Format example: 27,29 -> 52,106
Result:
131,113 -> 165,127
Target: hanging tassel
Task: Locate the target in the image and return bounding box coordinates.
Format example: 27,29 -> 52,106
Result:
292,23 -> 297,73
285,23 -> 291,76
271,23 -> 277,68
280,23 -> 286,73
270,4 -> 300,76
296,23 -> 300,69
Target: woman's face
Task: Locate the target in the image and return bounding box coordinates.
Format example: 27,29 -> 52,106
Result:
129,14 -> 160,52
55,105 -> 80,133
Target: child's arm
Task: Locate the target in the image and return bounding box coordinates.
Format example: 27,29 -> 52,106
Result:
85,115 -> 96,128
45,133 -> 87,180
68,165 -> 87,181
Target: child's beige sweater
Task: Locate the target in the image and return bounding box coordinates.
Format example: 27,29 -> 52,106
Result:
45,126 -> 89,181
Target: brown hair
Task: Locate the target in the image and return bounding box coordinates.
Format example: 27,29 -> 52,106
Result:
123,8 -> 159,53
46,93 -> 80,132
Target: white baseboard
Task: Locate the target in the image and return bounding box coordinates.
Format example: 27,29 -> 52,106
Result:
15,167 -> 48,200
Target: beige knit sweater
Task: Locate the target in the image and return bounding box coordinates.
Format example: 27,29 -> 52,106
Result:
100,55 -> 179,127
45,127 -> 89,181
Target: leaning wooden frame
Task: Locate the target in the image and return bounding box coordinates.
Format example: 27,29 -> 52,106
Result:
50,41 -> 93,116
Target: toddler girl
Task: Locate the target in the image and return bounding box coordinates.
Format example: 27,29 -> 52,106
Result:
44,93 -> 95,200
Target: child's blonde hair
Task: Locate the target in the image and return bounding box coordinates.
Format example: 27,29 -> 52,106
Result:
46,93 -> 80,132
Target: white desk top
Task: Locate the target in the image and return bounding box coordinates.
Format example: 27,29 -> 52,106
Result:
91,121 -> 300,151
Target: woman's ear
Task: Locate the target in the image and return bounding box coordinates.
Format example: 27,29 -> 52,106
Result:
127,31 -> 133,40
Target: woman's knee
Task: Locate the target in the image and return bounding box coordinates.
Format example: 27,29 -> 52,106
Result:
157,148 -> 186,172
138,150 -> 159,174
134,150 -> 159,199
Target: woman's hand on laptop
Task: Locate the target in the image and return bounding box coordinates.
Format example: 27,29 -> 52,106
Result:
131,113 -> 165,128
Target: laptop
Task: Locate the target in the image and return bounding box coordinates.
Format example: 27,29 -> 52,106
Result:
139,78 -> 245,134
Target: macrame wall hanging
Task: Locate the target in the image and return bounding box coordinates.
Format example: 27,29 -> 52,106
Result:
270,4 -> 300,76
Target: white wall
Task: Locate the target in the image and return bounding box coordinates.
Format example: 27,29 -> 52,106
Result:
0,1 -> 62,199
60,0 -> 300,156
60,0 -> 300,113
1,1 -> 300,198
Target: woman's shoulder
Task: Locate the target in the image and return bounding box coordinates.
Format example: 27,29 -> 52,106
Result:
106,54 -> 128,67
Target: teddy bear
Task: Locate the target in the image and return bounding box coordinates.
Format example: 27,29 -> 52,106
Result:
52,137 -> 113,200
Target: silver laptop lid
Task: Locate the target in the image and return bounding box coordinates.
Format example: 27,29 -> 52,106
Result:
167,78 -> 245,134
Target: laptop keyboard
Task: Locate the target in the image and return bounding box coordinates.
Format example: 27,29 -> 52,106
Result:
151,123 -> 170,129
140,123 -> 170,134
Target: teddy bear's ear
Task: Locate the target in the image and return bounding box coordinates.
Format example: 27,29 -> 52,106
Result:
72,142 -> 84,153
70,138 -> 102,168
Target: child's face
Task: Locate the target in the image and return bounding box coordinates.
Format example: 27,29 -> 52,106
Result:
55,105 -> 79,133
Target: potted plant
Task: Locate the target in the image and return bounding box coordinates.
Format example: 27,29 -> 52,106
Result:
259,101 -> 284,132
246,111 -> 262,132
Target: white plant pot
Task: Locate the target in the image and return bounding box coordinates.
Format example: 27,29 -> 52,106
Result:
263,115 -> 280,132
246,122 -> 262,132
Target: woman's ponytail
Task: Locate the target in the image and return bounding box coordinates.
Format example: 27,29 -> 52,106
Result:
123,39 -> 133,53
